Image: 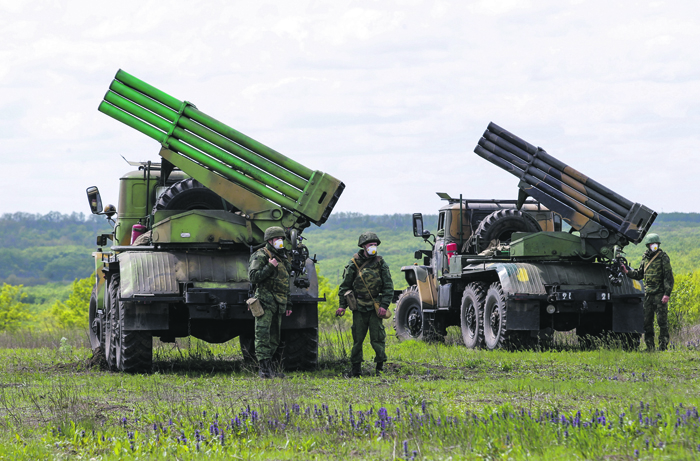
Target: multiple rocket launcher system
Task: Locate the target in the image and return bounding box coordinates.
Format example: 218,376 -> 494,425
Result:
98,70 -> 343,227
474,122 -> 657,251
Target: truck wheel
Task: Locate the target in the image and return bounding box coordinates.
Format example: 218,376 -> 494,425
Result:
88,286 -> 105,353
471,209 -> 541,253
152,178 -> 233,212
394,286 -> 424,341
394,287 -> 443,342
483,282 -> 508,350
106,274 -> 153,373
460,283 -> 485,349
279,328 -> 318,371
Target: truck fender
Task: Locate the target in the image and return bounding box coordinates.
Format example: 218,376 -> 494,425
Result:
400,265 -> 436,309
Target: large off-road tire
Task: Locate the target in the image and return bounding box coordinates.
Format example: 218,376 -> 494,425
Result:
88,286 -> 104,352
471,209 -> 541,253
105,279 -> 118,370
279,328 -> 318,371
460,283 -> 485,349
483,282 -> 511,350
152,178 -> 233,213
106,274 -> 153,373
394,286 -> 442,342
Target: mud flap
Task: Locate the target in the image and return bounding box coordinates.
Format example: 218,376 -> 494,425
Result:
612,298 -> 644,333
505,300 -> 540,330
123,303 -> 169,330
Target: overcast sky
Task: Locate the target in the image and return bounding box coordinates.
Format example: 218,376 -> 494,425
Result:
1,0 -> 699,221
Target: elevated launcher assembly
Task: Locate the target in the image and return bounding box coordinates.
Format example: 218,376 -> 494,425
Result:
473,122 -> 657,262
98,69 -> 344,240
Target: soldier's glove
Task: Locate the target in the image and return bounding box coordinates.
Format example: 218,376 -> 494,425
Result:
286,309 -> 293,317
335,308 -> 346,317
378,307 -> 387,318
662,295 -> 670,304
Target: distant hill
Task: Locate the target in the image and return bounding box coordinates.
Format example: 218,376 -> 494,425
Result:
0,211 -> 696,287
0,212 -> 111,285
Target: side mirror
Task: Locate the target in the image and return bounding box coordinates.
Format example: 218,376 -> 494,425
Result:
86,186 -> 103,215
412,213 -> 430,239
412,213 -> 424,238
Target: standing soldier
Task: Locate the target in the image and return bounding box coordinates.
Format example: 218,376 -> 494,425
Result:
335,232 -> 394,377
248,226 -> 293,378
622,233 -> 674,351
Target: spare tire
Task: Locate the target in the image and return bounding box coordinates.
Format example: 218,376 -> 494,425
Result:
152,178 -> 235,213
471,209 -> 541,253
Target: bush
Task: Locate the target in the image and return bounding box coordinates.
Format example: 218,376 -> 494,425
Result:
0,283 -> 32,332
668,269 -> 700,333
50,275 -> 95,328
317,271 -> 347,328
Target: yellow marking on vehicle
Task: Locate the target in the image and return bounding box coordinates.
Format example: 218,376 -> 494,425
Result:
517,268 -> 529,282
632,280 -> 642,291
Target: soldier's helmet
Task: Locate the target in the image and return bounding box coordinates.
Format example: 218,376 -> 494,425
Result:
264,226 -> 286,242
644,233 -> 661,245
358,232 -> 381,247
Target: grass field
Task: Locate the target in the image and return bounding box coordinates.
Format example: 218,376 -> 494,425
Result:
1,326 -> 700,460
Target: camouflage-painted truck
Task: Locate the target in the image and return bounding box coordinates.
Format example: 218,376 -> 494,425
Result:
86,70 -> 343,372
395,122 -> 656,349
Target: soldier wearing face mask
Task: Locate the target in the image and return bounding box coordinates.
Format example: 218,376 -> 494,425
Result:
248,226 -> 293,377
622,233 -> 674,351
336,232 -> 394,377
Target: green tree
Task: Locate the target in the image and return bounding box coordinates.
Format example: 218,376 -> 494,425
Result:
317,270 -> 345,327
0,283 -> 32,332
50,275 -> 95,328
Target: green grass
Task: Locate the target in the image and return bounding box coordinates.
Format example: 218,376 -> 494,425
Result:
1,328 -> 700,459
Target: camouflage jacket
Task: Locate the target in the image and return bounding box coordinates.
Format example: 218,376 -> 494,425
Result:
338,251 -> 394,311
627,249 -> 674,296
248,243 -> 292,307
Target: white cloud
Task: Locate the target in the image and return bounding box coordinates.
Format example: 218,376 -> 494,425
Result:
0,0 -> 698,218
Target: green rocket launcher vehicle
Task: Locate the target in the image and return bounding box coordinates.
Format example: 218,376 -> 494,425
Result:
395,122 -> 656,350
86,70 -> 344,372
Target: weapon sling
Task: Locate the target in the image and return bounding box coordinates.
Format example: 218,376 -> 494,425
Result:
352,257 -> 391,319
644,251 -> 661,273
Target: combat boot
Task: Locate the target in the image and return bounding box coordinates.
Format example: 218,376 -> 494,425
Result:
258,359 -> 272,379
375,362 -> 384,376
270,361 -> 286,378
348,362 -> 362,378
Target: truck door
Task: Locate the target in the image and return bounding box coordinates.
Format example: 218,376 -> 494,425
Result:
433,211 -> 446,276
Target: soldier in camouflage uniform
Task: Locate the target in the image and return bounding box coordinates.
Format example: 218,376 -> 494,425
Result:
335,232 -> 394,377
248,226 -> 293,378
622,233 -> 674,351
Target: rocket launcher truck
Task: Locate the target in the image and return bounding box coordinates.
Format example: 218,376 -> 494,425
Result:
87,70 -> 344,372
395,122 -> 656,350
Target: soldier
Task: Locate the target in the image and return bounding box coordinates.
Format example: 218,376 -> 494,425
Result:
622,233 -> 674,351
335,232 -> 394,377
248,226 -> 293,378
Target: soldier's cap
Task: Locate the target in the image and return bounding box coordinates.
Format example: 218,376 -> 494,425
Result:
264,226 -> 286,242
358,232 -> 381,247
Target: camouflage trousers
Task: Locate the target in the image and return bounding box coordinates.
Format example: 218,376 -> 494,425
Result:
350,310 -> 387,364
644,293 -> 669,351
255,300 -> 283,361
